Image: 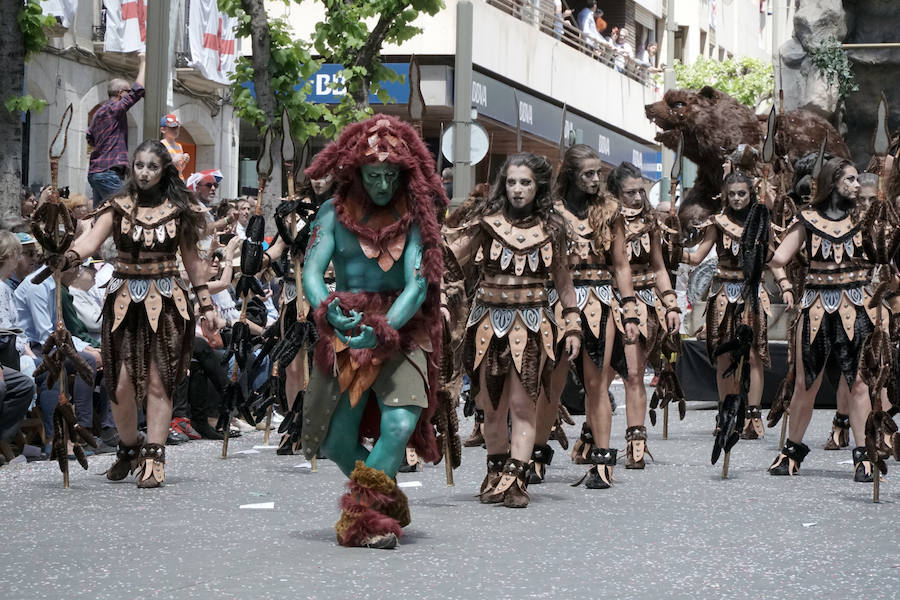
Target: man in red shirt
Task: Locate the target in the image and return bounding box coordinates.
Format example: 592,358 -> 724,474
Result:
86,54 -> 146,207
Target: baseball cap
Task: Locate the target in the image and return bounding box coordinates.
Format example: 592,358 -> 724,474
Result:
16,232 -> 36,246
160,114 -> 181,128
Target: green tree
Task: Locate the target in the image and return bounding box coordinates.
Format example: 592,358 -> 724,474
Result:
220,0 -> 444,140
0,0 -> 54,216
674,57 -> 774,108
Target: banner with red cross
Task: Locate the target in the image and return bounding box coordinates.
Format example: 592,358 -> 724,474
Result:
188,0 -> 237,85
102,0 -> 147,53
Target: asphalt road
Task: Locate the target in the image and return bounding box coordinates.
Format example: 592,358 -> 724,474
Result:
2,408 -> 899,600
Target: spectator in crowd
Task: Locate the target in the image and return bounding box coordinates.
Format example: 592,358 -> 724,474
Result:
187,169 -> 223,207
594,7 -> 607,36
20,187 -> 37,220
441,167 -> 454,199
613,27 -> 634,72
577,1 -> 608,49
86,53 -> 146,208
7,232 -> 38,290
0,365 -> 37,465
637,41 -> 659,68
0,231 -> 37,371
13,246 -> 111,452
234,197 -> 252,239
63,193 -> 92,239
160,114 -> 190,180
552,0 -> 574,39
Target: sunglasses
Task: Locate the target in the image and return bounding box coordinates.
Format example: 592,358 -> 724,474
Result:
200,182 -> 218,188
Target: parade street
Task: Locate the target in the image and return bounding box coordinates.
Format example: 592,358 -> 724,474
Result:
1,406 -> 897,600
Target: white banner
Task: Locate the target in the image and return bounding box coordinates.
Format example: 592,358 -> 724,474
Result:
103,0 -> 147,53
40,0 -> 78,29
188,0 -> 237,85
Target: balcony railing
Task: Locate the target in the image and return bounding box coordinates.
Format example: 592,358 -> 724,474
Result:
485,0 -> 655,86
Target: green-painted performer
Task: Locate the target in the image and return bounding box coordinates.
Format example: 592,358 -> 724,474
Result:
300,116 -> 446,549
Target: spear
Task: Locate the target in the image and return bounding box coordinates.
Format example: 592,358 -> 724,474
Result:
30,105 -> 96,487
221,128 -> 273,458
661,133 -> 684,440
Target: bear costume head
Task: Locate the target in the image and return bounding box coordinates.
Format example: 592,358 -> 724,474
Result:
645,86 -> 850,221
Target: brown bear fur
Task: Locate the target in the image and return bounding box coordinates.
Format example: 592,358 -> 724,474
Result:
645,86 -> 850,220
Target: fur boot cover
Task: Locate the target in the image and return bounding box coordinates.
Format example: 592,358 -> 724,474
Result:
335,461 -> 407,546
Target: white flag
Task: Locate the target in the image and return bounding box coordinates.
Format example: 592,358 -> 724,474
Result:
103,0 -> 146,53
188,0 -> 237,85
40,0 -> 78,29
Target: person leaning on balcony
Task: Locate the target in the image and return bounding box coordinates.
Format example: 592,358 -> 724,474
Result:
86,53 -> 146,209
577,1 -> 608,49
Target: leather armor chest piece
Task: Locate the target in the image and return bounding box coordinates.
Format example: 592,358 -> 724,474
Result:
112,196 -> 184,255
712,212 -> 744,270
621,205 -> 654,265
478,213 -> 554,278
798,208 -> 862,264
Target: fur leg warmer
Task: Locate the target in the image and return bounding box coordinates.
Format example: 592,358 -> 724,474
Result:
335,461 -> 408,547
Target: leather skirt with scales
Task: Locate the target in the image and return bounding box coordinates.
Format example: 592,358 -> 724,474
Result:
462,283 -> 557,409
101,274 -> 194,409
705,268 -> 771,368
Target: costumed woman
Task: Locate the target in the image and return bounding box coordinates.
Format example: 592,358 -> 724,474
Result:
766,157 -> 880,481
300,116 -> 446,549
606,162 -> 680,468
553,148 -> 641,488
682,170 -> 792,440
261,174 -> 333,454
445,152 -> 582,506
48,140 -> 211,487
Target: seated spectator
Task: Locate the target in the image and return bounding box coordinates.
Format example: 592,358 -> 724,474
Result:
13,257 -> 115,452
0,231 -> 37,372
234,197 -> 252,240
0,366 -> 37,465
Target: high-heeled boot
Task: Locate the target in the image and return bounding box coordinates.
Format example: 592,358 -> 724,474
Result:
464,409 -> 485,447
740,406 -> 765,440
526,444 -> 554,484
479,453 -> 508,501
570,422 -> 594,464
137,443 -> 166,488
572,447 -> 617,489
852,446 -> 875,483
481,458 -> 530,508
823,412 -> 850,450
768,439 -> 810,476
105,433 -> 145,481
625,426 -> 652,469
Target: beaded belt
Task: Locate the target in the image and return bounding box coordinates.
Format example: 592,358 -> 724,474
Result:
714,266 -> 744,281
114,258 -> 178,278
805,266 -> 870,288
474,283 -> 547,307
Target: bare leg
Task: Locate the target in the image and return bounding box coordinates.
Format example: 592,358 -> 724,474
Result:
284,351 -> 307,411
586,315 -> 617,449
747,349 -> 763,408
111,364 -> 140,446
786,323 -> 825,444
144,363 -> 172,447
533,390 -> 558,446
507,371 -> 537,463
623,339 -> 648,428
846,376 -> 871,448
481,366 -> 511,456
716,355 -> 737,405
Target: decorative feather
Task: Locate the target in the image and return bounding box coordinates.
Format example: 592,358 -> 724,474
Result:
712,393 -> 745,465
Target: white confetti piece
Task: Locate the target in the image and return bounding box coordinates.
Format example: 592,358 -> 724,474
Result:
293,462 -> 312,469
239,502 -> 274,510
234,449 -> 260,455
802,522 -> 817,528
253,445 -> 279,450
838,460 -> 853,465
398,481 -> 422,488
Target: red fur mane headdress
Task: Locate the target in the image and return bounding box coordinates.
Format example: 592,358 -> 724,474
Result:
305,115 -> 448,462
